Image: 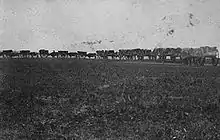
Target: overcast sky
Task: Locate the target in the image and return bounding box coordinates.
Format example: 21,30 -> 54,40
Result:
0,0 -> 220,52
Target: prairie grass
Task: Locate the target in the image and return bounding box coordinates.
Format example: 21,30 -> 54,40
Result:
0,59 -> 220,139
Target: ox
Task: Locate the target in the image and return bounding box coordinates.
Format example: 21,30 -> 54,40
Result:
39,49 -> 49,58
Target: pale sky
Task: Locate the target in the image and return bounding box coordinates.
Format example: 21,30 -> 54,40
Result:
0,0 -> 220,52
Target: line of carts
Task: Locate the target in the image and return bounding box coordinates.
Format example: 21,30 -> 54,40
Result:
0,46 -> 219,66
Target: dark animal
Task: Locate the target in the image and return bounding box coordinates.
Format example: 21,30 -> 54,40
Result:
39,49 -> 49,58
19,50 -> 31,58
96,50 -> 106,59
50,51 -> 59,58
87,53 -> 96,59
29,52 -> 39,58
68,52 -> 78,58
58,51 -> 68,58
77,51 -> 87,59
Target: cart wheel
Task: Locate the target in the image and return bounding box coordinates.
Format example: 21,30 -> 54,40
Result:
212,57 -> 219,66
188,58 -> 192,66
200,57 -> 205,66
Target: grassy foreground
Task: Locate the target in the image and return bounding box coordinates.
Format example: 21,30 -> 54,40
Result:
0,59 -> 220,140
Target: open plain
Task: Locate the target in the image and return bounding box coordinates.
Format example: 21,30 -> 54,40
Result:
0,58 -> 220,140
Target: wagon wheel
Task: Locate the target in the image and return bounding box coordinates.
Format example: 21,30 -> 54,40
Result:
199,57 -> 205,66
159,55 -> 164,63
192,57 -> 196,66
171,56 -> 176,63
195,57 -> 203,67
182,58 -> 188,65
193,57 -> 198,66
200,57 -> 205,66
40,54 -> 48,58
186,57 -> 191,66
212,52 -> 219,66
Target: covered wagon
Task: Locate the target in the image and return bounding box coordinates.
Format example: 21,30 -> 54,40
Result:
200,46 -> 219,66
180,46 -> 219,66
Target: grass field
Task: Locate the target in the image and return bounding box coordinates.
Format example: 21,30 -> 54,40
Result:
1,58 -> 220,140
